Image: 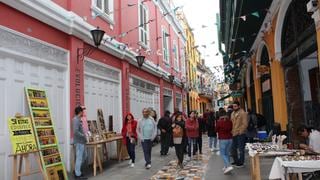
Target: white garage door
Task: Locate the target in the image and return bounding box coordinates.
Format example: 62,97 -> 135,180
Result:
0,26 -> 69,180
84,59 -> 122,133
130,76 -> 160,120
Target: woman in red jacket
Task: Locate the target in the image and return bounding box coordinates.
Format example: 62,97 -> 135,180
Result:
121,113 -> 138,168
216,109 -> 233,174
186,111 -> 199,160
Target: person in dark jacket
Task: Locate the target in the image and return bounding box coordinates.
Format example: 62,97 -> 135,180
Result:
207,109 -> 218,151
197,113 -> 206,154
157,110 -> 172,155
172,112 -> 187,168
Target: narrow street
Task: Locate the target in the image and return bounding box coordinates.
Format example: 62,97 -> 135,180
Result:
72,137 -> 273,180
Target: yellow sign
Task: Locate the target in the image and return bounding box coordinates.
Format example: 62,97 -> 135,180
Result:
8,116 -> 37,154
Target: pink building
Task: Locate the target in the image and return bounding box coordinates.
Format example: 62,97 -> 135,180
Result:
0,0 -> 187,178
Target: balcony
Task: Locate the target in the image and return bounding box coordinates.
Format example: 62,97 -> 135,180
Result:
198,86 -> 214,99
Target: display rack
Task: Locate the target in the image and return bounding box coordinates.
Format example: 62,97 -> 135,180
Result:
25,87 -> 68,180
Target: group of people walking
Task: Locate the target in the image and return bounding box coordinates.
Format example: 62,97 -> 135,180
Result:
119,101 -> 249,175
71,101 -> 249,179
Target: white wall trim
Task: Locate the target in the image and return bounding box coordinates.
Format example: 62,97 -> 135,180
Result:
275,0 -> 292,61
245,62 -> 252,88
130,74 -> 160,87
255,41 -> 270,78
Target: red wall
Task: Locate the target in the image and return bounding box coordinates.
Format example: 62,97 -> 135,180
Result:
0,3 -> 68,49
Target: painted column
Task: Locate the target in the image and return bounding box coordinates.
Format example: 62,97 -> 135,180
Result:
252,57 -> 262,114
159,78 -> 164,116
68,36 -> 84,119
270,60 -> 288,130
121,61 -> 130,119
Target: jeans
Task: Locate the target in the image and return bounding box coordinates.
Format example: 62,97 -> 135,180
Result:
187,138 -> 198,157
141,139 -> 153,165
174,143 -> 184,164
219,139 -> 232,167
209,136 -> 217,149
197,136 -> 202,153
160,133 -> 170,155
126,137 -> 136,163
75,143 -> 85,176
231,134 -> 246,165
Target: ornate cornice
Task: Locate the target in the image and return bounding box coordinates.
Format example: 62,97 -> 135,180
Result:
0,25 -> 68,65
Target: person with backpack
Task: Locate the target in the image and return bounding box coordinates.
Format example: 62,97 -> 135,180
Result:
172,112 -> 187,169
246,109 -> 257,143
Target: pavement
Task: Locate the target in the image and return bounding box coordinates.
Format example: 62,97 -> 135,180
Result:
69,136 -> 274,180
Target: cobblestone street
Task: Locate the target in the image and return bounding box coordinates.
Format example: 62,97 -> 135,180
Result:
70,136 -> 274,180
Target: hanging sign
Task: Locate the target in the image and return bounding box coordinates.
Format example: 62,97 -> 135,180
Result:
8,115 -> 37,154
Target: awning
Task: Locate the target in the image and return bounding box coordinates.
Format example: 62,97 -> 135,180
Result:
217,94 -> 231,102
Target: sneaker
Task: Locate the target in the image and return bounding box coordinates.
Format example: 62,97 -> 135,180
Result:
222,167 -> 226,171
235,163 -> 244,168
146,164 -> 151,169
224,166 -> 234,174
130,163 -> 134,168
210,148 -> 214,152
128,160 -> 132,165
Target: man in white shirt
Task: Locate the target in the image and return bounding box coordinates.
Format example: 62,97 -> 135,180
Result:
297,125 -> 320,154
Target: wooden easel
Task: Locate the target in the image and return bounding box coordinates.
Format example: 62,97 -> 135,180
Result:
9,150 -> 46,180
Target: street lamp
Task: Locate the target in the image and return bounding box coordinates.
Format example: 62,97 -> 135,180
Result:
168,74 -> 175,83
77,27 -> 105,63
136,55 -> 145,68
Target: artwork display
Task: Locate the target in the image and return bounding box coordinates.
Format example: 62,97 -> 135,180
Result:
25,88 -> 68,180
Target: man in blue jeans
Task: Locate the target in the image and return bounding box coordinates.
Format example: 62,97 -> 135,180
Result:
231,101 -> 248,168
73,106 -> 87,179
137,108 -> 157,169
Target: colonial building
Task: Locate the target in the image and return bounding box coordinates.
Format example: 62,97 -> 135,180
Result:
178,12 -> 199,113
0,0 -> 187,178
219,0 -> 320,145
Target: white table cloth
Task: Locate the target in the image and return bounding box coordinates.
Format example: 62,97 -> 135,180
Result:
269,157 -> 320,180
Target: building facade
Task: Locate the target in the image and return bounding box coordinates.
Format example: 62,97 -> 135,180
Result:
0,0 -> 187,178
219,0 -> 320,145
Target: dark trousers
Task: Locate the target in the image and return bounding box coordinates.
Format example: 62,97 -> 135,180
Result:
187,138 -> 198,157
160,133 -> 170,155
141,139 -> 152,165
174,143 -> 184,164
126,137 -> 136,163
197,135 -> 202,153
231,134 -> 246,165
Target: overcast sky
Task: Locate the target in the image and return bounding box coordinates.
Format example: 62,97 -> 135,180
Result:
173,0 -> 223,70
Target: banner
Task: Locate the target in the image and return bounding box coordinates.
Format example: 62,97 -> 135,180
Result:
8,116 -> 37,154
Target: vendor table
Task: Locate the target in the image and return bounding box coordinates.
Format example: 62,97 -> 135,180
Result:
86,136 -> 124,176
247,143 -> 296,180
71,135 -> 124,177
269,157 -> 320,180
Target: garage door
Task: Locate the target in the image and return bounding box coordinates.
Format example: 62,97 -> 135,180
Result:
0,26 -> 68,180
130,76 -> 160,120
84,59 -> 121,133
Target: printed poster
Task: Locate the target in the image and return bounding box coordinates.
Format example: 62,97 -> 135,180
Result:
8,116 -> 37,154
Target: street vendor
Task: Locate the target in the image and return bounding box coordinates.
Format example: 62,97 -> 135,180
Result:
297,125 -> 320,154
